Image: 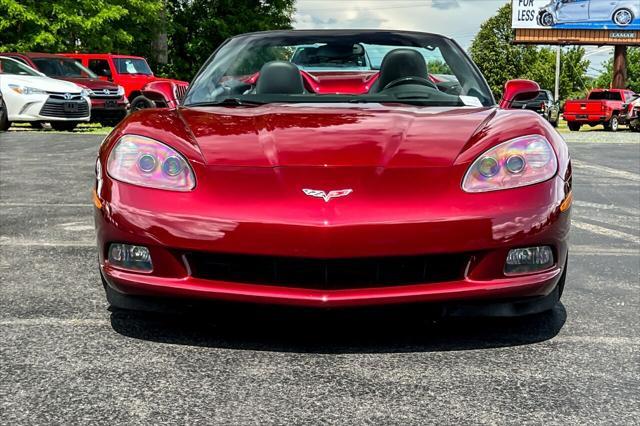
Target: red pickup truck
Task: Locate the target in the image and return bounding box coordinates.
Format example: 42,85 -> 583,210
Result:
62,53 -> 189,111
563,89 -> 636,132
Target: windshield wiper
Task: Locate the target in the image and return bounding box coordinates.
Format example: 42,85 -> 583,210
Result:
188,98 -> 266,107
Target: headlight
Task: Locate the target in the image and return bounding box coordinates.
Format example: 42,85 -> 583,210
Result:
8,84 -> 47,95
81,88 -> 93,97
462,135 -> 557,193
116,85 -> 125,96
107,135 -> 196,191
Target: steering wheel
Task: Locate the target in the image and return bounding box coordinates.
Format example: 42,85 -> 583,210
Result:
383,76 -> 439,91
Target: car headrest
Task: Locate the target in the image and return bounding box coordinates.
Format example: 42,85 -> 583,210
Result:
372,49 -> 428,93
255,61 -> 305,95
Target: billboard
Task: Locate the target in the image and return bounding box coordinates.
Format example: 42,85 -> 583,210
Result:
512,0 -> 640,30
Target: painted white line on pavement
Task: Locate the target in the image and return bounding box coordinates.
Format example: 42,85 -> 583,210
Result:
0,202 -> 92,208
574,201 -> 640,216
570,245 -> 639,256
1,318 -> 639,346
572,160 -> 640,182
572,221 -> 640,245
0,237 -> 96,247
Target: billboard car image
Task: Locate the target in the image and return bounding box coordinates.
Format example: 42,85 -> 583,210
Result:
512,0 -> 640,30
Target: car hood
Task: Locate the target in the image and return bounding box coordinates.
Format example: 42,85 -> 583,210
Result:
177,104 -> 500,168
56,76 -> 118,90
3,75 -> 83,93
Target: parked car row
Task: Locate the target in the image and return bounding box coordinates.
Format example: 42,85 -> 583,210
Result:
0,52 -> 188,131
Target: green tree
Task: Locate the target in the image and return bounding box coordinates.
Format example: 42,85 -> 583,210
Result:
165,0 -> 296,81
470,3 -> 589,102
558,46 -> 590,99
469,2 -> 538,100
0,0 -> 164,63
594,47 -> 640,93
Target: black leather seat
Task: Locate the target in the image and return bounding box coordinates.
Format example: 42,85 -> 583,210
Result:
370,49 -> 428,93
255,61 -> 305,95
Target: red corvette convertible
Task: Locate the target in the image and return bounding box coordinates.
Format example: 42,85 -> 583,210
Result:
94,30 -> 572,316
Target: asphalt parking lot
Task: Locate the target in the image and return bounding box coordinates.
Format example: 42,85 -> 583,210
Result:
1,130 -> 638,424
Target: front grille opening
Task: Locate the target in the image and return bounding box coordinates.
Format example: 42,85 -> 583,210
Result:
186,252 -> 469,290
39,98 -> 90,118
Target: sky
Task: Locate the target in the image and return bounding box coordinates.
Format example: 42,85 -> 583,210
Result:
293,0 -> 613,77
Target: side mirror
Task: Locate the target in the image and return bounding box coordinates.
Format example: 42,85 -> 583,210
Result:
499,79 -> 541,109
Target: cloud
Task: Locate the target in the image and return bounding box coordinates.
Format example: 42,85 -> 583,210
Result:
294,0 -> 509,49
431,0 -> 460,10
295,9 -> 387,30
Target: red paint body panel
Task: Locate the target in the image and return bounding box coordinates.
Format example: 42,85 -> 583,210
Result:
95,101 -> 571,308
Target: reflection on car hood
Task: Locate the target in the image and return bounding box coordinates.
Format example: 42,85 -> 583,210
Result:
55,77 -> 119,90
178,103 -> 496,167
3,74 -> 83,93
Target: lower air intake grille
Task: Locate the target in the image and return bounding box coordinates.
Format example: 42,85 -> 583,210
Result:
186,252 -> 469,290
39,98 -> 89,119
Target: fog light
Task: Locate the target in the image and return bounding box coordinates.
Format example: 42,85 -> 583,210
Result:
505,246 -> 554,275
108,243 -> 152,271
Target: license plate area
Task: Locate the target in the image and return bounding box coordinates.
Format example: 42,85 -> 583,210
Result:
105,100 -> 117,109
63,102 -> 79,113
577,114 -> 588,119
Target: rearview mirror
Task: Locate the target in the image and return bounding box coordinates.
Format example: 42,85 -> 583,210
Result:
499,79 -> 541,109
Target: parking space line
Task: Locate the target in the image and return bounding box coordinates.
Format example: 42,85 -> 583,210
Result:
0,202 -> 92,207
572,221 -> 640,244
574,201 -> 640,216
0,318 -> 638,346
0,237 -> 96,247
572,160 -> 640,182
570,245 -> 639,256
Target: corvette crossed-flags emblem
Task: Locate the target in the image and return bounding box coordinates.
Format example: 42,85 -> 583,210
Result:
302,188 -> 353,202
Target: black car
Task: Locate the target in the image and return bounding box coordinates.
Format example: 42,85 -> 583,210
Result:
512,90 -> 560,127
0,91 -> 9,131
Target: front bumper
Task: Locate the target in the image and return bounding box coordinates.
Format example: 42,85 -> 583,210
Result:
7,94 -> 91,122
95,168 -> 571,309
89,97 -> 129,123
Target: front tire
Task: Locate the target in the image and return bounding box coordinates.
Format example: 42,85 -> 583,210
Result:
0,106 -> 9,132
613,8 -> 633,26
50,121 -> 78,132
130,95 -> 156,112
540,11 -> 555,26
568,122 -> 581,132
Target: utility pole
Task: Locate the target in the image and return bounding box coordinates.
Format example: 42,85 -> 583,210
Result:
554,45 -> 561,101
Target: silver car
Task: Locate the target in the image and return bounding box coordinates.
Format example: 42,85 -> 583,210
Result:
538,0 -> 638,27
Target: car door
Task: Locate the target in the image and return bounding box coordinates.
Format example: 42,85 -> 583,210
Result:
88,58 -> 114,82
557,0 -> 590,22
587,0 -> 615,20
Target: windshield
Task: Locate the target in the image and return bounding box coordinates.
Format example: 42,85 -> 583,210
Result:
32,58 -> 98,78
113,58 -> 153,75
588,91 -> 622,101
0,57 -> 41,76
184,31 -> 494,108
